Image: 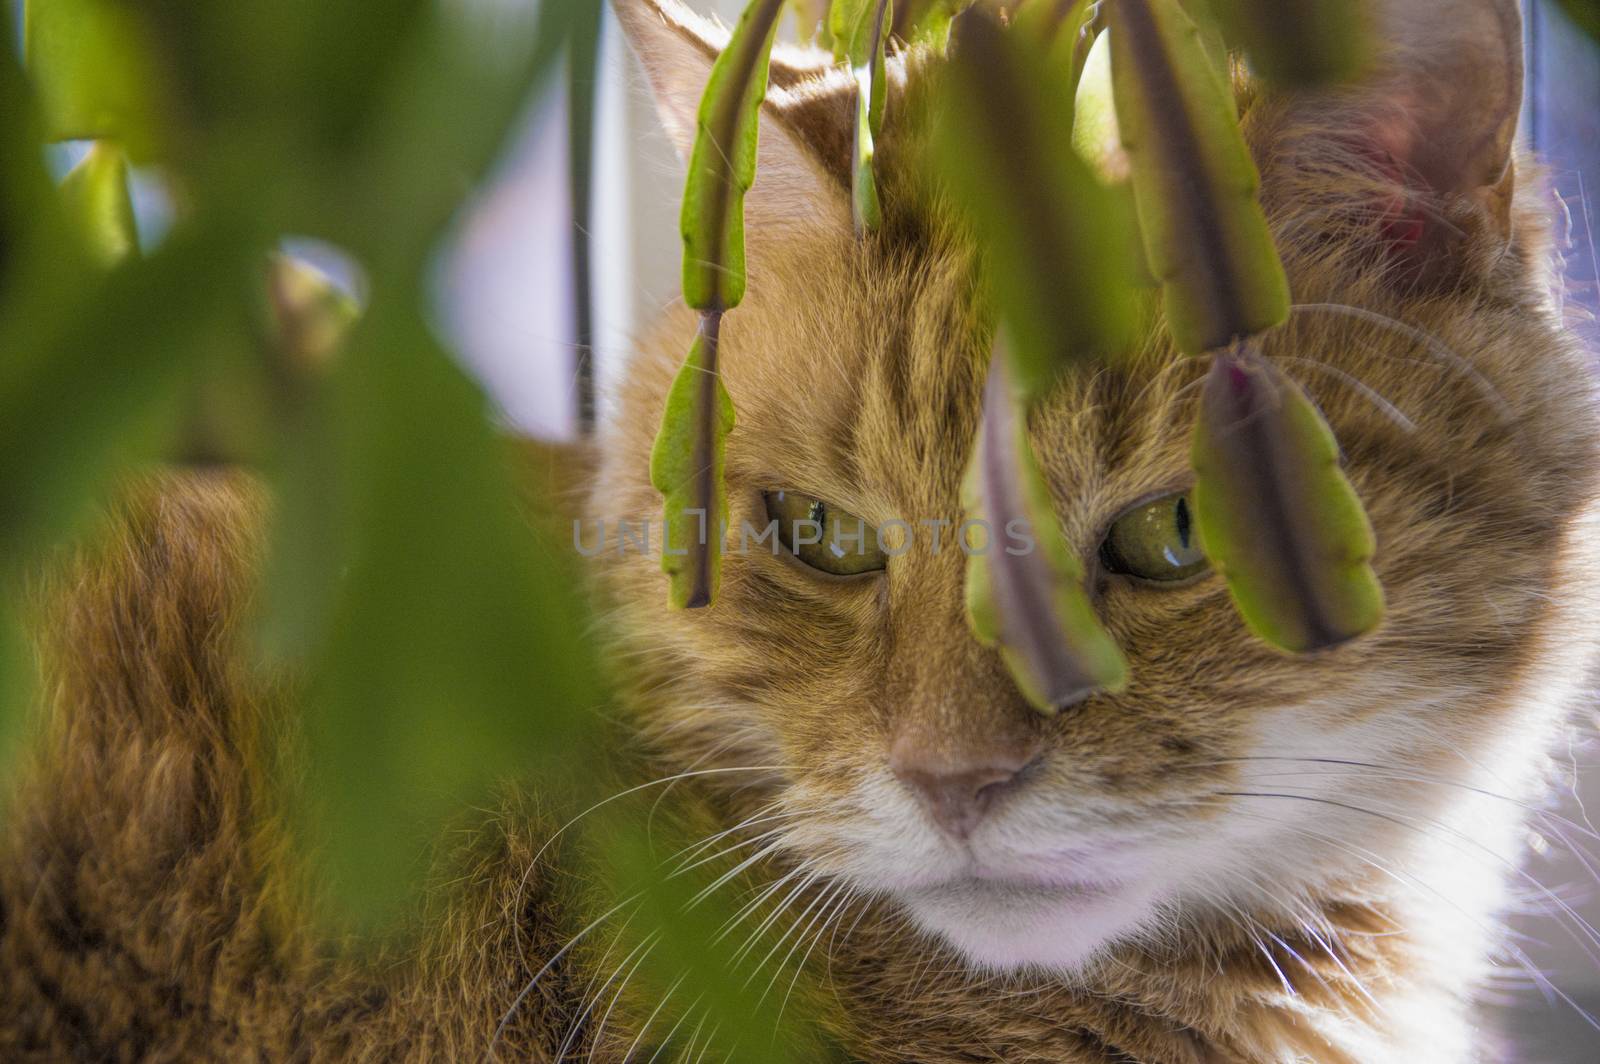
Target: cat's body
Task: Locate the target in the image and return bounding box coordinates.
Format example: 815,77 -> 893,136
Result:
5,0 -> 1600,1060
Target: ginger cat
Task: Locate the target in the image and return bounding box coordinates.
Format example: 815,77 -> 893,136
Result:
4,0 -> 1599,1060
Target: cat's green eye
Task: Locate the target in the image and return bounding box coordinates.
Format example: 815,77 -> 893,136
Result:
1100,492 -> 1211,584
763,491 -> 888,577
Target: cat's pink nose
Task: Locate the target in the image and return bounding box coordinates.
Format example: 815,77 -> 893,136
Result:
889,735 -> 1040,840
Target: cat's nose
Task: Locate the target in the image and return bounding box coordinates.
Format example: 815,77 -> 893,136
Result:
889,734 -> 1041,840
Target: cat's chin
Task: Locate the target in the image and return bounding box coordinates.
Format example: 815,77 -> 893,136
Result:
899,877 -> 1157,974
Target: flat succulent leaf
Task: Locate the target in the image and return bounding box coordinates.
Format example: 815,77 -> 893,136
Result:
964,350 -> 1128,713
681,0 -> 787,311
1107,0 -> 1289,354
846,0 -> 892,234
596,811 -> 815,1063
1013,0 -> 1100,96
1209,0 -> 1371,87
891,0 -> 963,44
934,6 -> 1136,400
58,142 -> 138,268
1560,1 -> 1600,41
830,0 -> 866,60
267,253 -> 362,370
1190,349 -> 1384,653
650,312 -> 737,609
1,49 -> 66,300
23,0 -> 166,158
261,298 -> 600,933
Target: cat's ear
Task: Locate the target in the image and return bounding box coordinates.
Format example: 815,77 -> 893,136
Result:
612,0 -> 853,236
1264,0 -> 1524,278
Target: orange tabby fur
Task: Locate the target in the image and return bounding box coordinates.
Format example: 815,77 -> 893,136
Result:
4,0 -> 1599,1060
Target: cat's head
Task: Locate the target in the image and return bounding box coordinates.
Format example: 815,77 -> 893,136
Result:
597,0 -> 1600,974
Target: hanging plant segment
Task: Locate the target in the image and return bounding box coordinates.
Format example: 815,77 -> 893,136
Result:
1107,0 -> 1383,652
936,7 -> 1134,713
652,0 -> 787,609
838,0 -> 893,233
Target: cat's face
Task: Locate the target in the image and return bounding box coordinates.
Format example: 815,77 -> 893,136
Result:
598,0 -> 1600,974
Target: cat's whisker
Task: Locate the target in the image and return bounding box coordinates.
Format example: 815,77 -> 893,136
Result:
1218,787 -> 1600,963
752,878 -> 849,1003
1228,802 -> 1600,1034
714,865 -> 810,943
665,800 -> 793,867
484,891 -> 643,1062
1192,754 -> 1600,846
562,928 -> 661,1060
686,837 -> 791,909
588,931 -> 672,1063
1222,767 -> 1600,871
672,825 -> 798,882
1269,354 -> 1420,433
1253,930 -> 1302,1000
617,972 -> 687,1064
769,882 -> 860,1028
1287,301 -> 1515,422
512,764 -> 785,904
780,883 -> 862,1025
730,870 -> 823,966
561,909 -> 647,1058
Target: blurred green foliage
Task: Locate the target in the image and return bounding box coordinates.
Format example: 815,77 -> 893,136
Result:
3,0 -> 606,935
7,0 -> 1533,1048
0,0 -> 857,1047
1558,0 -> 1600,39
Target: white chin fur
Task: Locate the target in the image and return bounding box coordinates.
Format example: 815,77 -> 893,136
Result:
900,879 -> 1159,973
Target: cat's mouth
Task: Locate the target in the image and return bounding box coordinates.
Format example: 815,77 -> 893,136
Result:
908,865 -> 1122,909
964,868 -> 1119,894
897,870 -> 1158,973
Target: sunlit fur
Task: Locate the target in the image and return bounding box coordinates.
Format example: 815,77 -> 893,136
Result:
4,0 -> 1599,1061
589,0 -> 1600,1058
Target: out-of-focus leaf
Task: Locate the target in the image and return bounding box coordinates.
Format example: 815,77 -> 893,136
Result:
1559,0 -> 1600,40
112,0 -> 434,166
893,0 -> 962,45
650,314 -> 736,610
789,0 -> 829,45
1190,349 -> 1384,653
1107,0 -> 1288,355
656,0 -> 782,610
964,351 -> 1127,713
0,223 -> 251,563
58,142 -> 138,267
22,0 -> 167,158
934,5 -> 1135,400
1013,0 -> 1099,95
0,45 -> 57,296
829,0 -> 866,61
681,0 -> 786,312
597,809 -> 814,1063
331,0 -> 579,268
845,0 -> 892,234
266,297 -> 600,932
0,219 -> 251,786
1209,0 -> 1371,87
266,253 -> 361,373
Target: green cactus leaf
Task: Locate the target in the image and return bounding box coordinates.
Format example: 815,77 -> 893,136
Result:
680,0 -> 787,312
934,6 -> 1136,401
58,142 -> 138,268
1208,0 -> 1372,87
1013,0 -> 1101,97
650,312 -> 736,609
23,0 -> 166,159
964,347 -> 1128,714
1190,348 -> 1384,653
844,0 -> 892,234
1107,0 -> 1289,355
